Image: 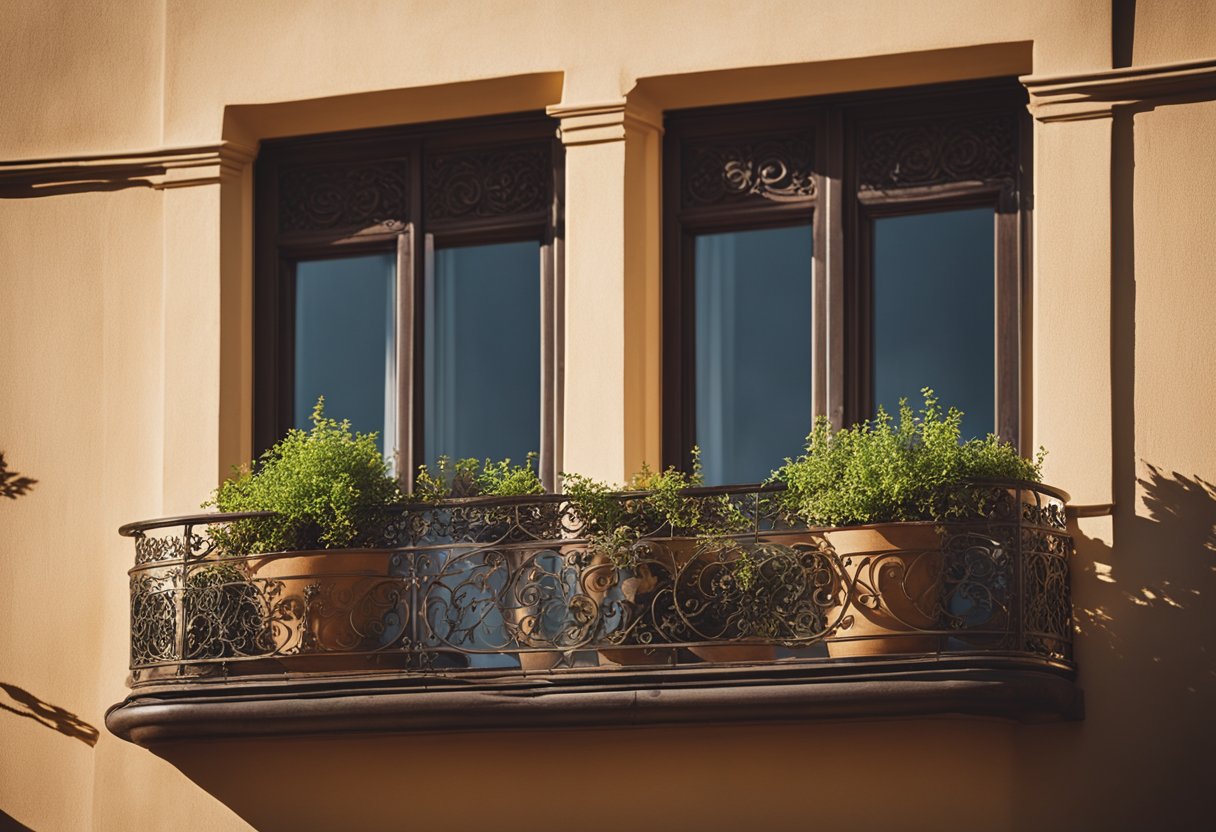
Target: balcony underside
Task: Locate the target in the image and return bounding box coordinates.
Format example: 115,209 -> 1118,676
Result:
106,656 -> 1082,746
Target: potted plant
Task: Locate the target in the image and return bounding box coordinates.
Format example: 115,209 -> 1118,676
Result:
412,452 -> 551,543
768,389 -> 1045,657
411,454 -> 558,670
205,398 -> 404,671
564,451 -> 774,665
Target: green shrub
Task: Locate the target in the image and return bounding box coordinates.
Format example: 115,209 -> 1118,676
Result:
205,398 -> 402,553
769,388 -> 1044,527
413,453 -> 544,501
563,448 -> 750,567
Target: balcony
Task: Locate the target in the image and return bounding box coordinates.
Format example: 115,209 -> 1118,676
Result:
107,481 -> 1081,745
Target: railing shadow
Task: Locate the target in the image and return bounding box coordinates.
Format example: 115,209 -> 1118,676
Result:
0,452 -> 36,500
0,683 -> 99,747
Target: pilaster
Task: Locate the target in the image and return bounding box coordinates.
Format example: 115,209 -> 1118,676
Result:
547,97 -> 663,482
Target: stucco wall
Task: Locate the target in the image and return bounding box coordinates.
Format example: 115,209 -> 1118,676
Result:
1,2 -> 1213,830
1014,92 -> 1216,832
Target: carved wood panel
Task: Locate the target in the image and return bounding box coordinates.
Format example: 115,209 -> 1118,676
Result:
278,161 -> 409,235
856,112 -> 1018,192
424,143 -> 550,222
682,133 -> 817,208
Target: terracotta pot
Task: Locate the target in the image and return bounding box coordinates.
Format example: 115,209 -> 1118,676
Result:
677,541 -> 777,665
820,523 -> 944,658
246,549 -> 406,673
507,546 -> 568,672
582,548 -> 678,667
591,539 -> 776,666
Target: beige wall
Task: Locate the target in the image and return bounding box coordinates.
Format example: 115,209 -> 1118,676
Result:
1,1 -> 1214,829
1015,92 -> 1216,832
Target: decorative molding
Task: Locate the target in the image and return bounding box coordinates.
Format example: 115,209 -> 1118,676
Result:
1022,57 -> 1216,123
279,160 -> 409,235
424,144 -> 549,222
857,111 -> 1018,192
683,133 -> 816,207
546,98 -> 663,146
0,142 -> 256,197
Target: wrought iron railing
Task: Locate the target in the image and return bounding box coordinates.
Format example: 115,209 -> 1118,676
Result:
119,481 -> 1073,688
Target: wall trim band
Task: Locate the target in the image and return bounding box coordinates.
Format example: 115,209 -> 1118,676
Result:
1022,57 -> 1216,122
0,142 -> 257,197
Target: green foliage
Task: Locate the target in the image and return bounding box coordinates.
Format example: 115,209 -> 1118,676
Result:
769,388 -> 1044,527
205,398 -> 402,553
413,453 -> 543,501
199,388 -> 1048,573
563,447 -> 751,568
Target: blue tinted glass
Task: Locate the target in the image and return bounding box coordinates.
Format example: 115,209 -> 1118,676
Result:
294,253 -> 396,456
873,207 -> 995,438
425,241 -> 540,466
695,225 -> 813,485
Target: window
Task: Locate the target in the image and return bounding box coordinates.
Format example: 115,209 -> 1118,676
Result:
255,113 -> 562,488
664,80 -> 1026,482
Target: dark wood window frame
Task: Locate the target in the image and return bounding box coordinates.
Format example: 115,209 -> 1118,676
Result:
254,111 -> 564,489
662,79 -> 1029,473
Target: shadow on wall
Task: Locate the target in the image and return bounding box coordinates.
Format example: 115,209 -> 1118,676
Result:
0,809 -> 34,831
0,452 -> 36,500
1030,462 -> 1216,827
0,683 -> 99,747
1074,465 -> 1216,699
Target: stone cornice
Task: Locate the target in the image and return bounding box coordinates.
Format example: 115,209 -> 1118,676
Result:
546,98 -> 663,146
0,142 -> 257,197
1022,57 -> 1216,122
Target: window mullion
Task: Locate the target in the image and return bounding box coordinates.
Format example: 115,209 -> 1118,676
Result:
396,223 -> 415,489
821,106 -> 846,430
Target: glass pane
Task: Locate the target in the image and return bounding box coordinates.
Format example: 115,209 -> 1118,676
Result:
695,225 -> 813,485
294,253 -> 396,456
873,207 -> 995,438
425,241 -> 540,466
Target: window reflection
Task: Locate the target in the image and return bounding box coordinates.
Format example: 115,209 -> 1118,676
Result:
694,225 -> 813,485
294,253 -> 396,456
425,241 -> 541,467
872,207 -> 995,438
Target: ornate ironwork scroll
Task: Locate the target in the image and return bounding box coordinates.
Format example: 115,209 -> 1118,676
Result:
121,482 -> 1074,687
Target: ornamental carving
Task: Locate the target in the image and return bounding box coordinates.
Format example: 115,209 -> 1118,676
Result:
424,144 -> 550,221
279,161 -> 408,234
857,112 -> 1018,191
683,134 -> 816,207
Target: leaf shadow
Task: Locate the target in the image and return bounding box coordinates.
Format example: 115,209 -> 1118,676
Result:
0,451 -> 37,500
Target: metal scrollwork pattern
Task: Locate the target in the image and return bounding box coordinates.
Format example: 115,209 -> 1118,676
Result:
683,134 -> 817,207
279,161 -> 409,234
424,144 -> 550,221
857,112 -> 1018,191
121,482 -> 1074,686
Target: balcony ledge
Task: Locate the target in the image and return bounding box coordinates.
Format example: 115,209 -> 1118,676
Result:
106,658 -> 1081,746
